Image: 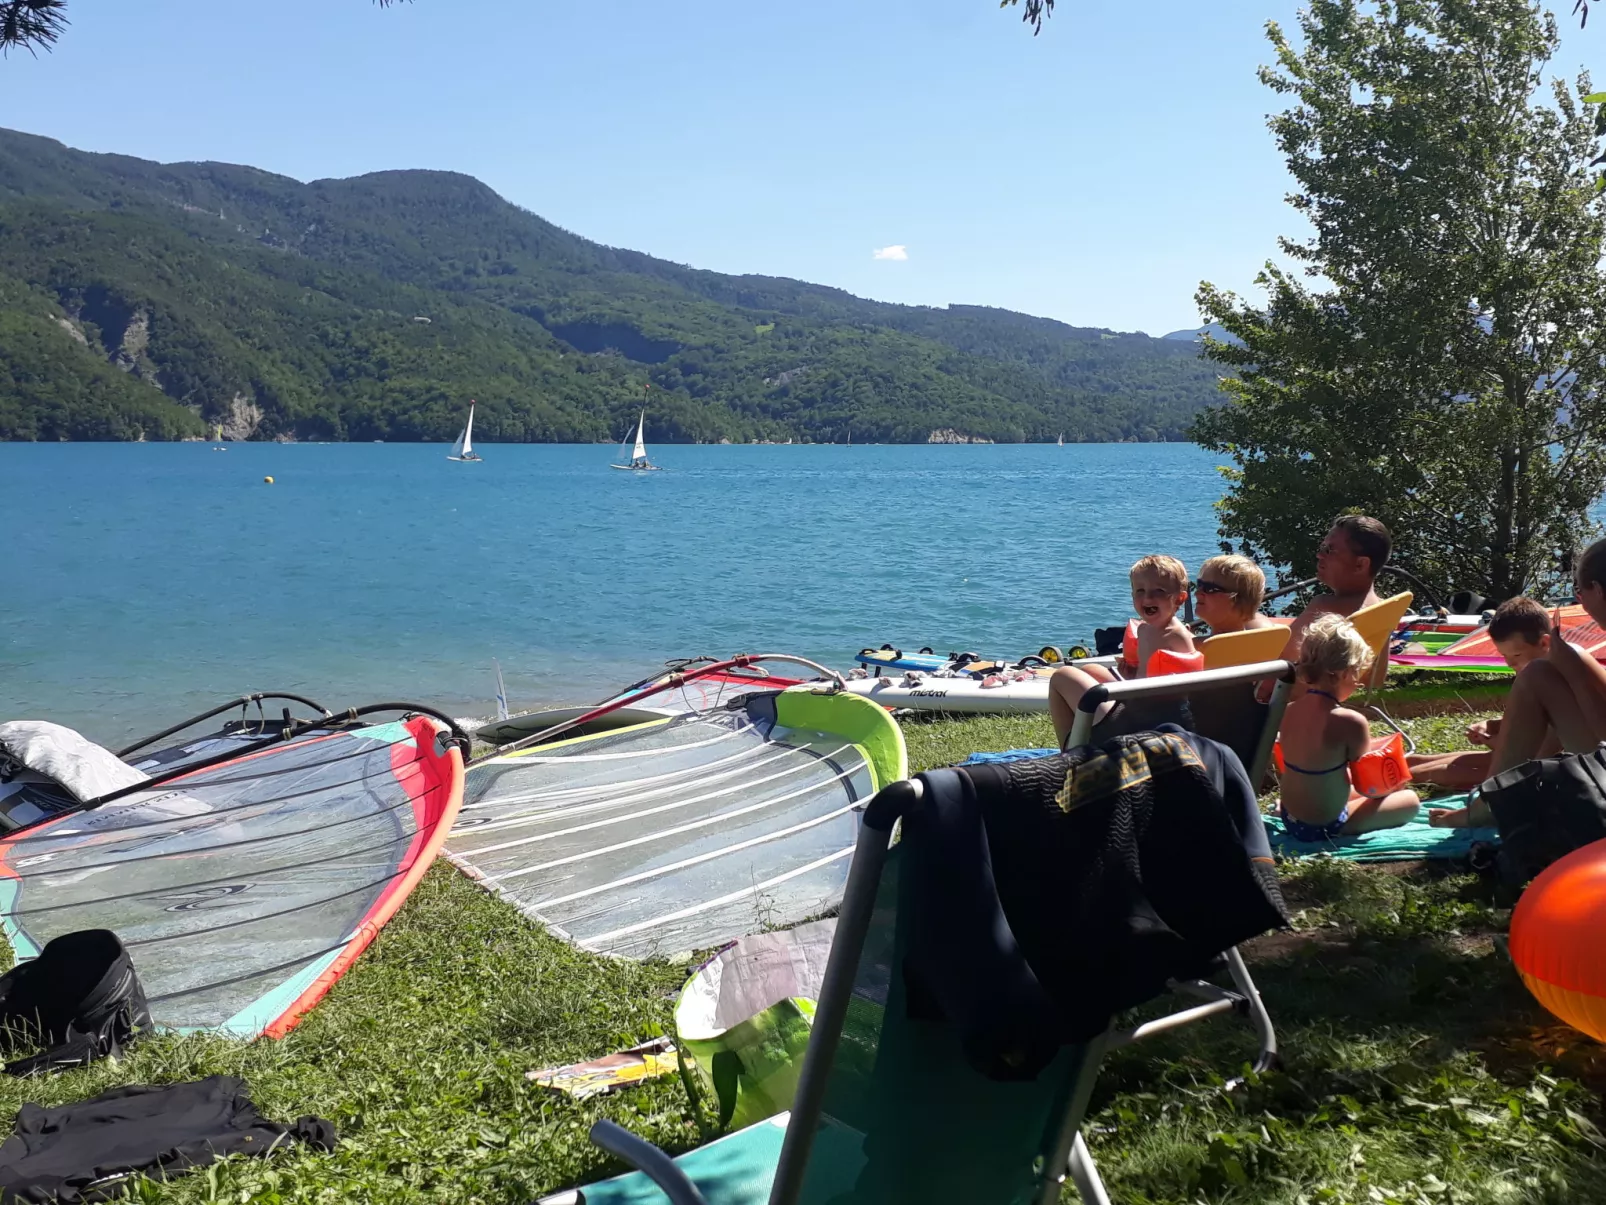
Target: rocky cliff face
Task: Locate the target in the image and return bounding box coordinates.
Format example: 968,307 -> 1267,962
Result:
220,393 -> 263,440
926,428 -> 995,444
53,315 -> 89,346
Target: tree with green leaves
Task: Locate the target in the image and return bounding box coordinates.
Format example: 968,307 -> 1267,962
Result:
1194,0 -> 1606,603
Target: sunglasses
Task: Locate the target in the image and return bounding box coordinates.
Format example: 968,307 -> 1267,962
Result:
1194,581 -> 1236,596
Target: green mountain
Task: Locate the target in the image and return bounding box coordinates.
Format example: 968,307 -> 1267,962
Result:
0,127 -> 1222,443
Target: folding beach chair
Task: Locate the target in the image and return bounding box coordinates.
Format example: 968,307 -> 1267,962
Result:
1348,591 -> 1414,693
1199,625 -> 1291,670
1340,592 -> 1415,743
544,659 -> 1294,1205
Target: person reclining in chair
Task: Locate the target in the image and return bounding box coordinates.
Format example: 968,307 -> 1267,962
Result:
1256,514 -> 1392,704
1429,541 -> 1606,827
1193,554 -> 1279,636
1048,554 -> 1195,749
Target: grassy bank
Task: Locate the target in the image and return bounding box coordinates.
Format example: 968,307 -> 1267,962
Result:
5,699 -> 1603,1203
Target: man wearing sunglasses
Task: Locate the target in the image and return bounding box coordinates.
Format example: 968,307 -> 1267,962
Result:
1256,515 -> 1391,702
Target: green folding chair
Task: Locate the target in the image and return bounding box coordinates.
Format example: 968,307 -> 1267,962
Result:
546,659 -> 1294,1205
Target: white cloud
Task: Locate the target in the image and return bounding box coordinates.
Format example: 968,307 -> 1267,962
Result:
872,244 -> 909,261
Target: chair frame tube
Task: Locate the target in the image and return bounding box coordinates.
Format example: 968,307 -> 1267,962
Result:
589,1119 -> 710,1205
767,778 -> 921,1205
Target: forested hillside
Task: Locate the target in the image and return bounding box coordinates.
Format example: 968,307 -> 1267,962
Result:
0,127 -> 1223,443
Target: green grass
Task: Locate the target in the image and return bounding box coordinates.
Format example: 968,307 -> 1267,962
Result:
7,691 -> 1604,1202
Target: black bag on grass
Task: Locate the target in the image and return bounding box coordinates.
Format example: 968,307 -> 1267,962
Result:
0,931 -> 150,1077
1479,745 -> 1606,897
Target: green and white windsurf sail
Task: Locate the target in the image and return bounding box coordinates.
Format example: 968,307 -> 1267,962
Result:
451,687 -> 905,958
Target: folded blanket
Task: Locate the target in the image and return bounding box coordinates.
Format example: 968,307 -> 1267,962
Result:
1263,794 -> 1498,862
960,749 -> 1058,765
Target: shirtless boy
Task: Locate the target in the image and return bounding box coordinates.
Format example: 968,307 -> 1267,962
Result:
1410,598 -> 1558,791
1430,540 -> 1606,827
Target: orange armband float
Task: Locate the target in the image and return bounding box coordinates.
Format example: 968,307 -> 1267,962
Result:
1272,731 -> 1411,797
1121,619 -> 1140,671
1145,648 -> 1205,677
1350,731 -> 1411,798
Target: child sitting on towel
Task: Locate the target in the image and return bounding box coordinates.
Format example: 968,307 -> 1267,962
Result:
1048,554 -> 1196,749
1278,614 -> 1420,840
1412,598 -> 1561,795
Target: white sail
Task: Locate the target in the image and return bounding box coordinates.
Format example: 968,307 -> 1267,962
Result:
449,401 -> 478,460
631,410 -> 647,463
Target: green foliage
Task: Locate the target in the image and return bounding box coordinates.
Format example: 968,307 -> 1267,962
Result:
0,126 -> 1225,444
1194,0 -> 1606,601
0,271 -> 202,440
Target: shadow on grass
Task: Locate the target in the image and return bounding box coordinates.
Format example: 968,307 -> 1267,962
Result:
1080,857 -> 1606,1203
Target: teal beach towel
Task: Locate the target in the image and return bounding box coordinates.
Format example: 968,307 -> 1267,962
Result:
1264,795 -> 1498,862
960,754 -> 1500,863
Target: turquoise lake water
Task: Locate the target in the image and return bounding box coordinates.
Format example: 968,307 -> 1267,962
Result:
2,442 -> 1229,743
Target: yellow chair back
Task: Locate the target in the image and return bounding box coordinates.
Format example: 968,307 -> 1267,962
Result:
1346,591 -> 1414,689
1199,626 -> 1292,670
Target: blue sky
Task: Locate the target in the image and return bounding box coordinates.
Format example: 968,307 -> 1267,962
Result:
0,0 -> 1596,334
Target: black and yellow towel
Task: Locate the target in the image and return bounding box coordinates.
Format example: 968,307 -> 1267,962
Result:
1053,731 -> 1203,814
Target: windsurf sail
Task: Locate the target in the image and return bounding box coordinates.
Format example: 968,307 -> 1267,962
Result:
0,710 -> 465,1038
450,683 -> 904,959
494,660 -> 510,723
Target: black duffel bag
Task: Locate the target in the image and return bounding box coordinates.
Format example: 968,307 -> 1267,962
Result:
1479,745 -> 1606,899
0,930 -> 151,1076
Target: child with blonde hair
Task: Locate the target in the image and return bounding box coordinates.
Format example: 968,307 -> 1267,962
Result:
1277,614 -> 1419,839
1048,554 -> 1196,748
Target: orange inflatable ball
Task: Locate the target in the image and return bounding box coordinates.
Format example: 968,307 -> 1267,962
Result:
1510,838 -> 1606,1043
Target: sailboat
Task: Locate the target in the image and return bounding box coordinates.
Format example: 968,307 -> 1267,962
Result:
610,409 -> 663,471
447,401 -> 482,463
1057,432 -> 1064,447
211,422 -> 227,451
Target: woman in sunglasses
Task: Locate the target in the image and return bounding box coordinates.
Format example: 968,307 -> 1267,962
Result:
1193,554 -> 1277,635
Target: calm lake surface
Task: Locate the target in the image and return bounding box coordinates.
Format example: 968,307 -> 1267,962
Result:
2,442 -> 1228,743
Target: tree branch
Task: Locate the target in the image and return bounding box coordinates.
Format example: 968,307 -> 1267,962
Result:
999,0 -> 1054,34
2,0 -> 407,55
0,0 -> 65,55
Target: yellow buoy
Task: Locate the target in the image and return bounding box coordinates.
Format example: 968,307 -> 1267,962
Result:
264,476 -> 274,484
